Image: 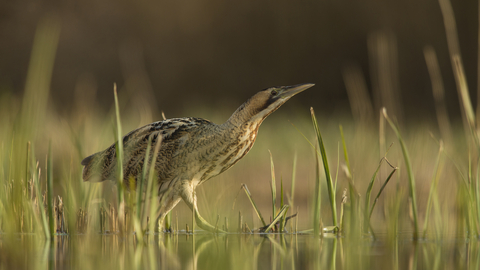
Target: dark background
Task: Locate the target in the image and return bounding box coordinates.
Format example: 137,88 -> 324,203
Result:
0,0 -> 477,121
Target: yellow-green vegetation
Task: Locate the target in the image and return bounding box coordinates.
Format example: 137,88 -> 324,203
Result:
3,2 -> 480,269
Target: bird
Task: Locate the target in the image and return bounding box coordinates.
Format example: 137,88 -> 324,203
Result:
81,83 -> 314,232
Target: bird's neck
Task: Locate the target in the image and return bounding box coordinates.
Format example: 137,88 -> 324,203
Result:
223,102 -> 254,128
220,103 -> 265,152
199,106 -> 263,181
222,98 -> 271,130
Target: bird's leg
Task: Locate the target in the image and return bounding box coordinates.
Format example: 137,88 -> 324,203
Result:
155,191 -> 182,232
180,182 -> 226,233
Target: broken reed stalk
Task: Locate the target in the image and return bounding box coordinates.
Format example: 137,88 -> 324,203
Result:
242,184 -> 267,227
383,108 -> 420,239
369,164 -> 397,220
263,205 -> 289,233
241,152 -> 291,233
364,157 -> 386,234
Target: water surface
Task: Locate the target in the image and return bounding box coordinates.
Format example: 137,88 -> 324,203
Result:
2,232 -> 479,270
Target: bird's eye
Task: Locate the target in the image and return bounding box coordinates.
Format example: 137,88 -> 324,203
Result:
271,90 -> 278,96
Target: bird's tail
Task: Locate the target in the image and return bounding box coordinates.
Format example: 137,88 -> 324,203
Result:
81,152 -> 107,182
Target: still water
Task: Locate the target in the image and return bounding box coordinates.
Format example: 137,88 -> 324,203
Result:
2,232 -> 480,270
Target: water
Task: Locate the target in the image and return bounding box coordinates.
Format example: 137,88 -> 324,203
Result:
2,232 -> 480,270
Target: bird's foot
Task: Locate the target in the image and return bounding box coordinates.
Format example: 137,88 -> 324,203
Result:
194,212 -> 227,234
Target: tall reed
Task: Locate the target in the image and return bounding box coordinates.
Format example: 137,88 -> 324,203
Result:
113,84 -> 126,231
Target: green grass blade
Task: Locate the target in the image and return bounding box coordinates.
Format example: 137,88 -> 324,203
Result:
339,125 -> 351,174
32,160 -> 50,238
422,142 -> 444,238
165,212 -> 172,232
467,154 -> 479,237
290,122 -> 317,153
452,57 -> 477,139
339,189 -> 347,232
138,137 -> 152,221
25,142 -> 30,193
311,107 -> 337,227
47,142 -> 54,238
340,125 -> 360,235
334,143 -> 340,192
269,150 -> 277,220
313,144 -> 322,235
290,153 -> 297,208
280,177 -> 285,232
147,138 -> 162,233
476,158 -> 480,236
383,108 -> 420,239
281,177 -> 284,209
133,136 -> 153,240
113,84 -> 125,223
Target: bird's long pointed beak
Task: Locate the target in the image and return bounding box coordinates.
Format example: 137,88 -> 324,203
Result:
279,83 -> 315,99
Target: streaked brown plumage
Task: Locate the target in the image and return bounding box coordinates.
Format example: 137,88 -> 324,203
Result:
81,83 -> 314,232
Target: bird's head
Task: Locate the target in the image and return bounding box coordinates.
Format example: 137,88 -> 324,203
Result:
227,83 -> 315,126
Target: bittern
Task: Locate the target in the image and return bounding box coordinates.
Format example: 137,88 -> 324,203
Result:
81,83 -> 314,232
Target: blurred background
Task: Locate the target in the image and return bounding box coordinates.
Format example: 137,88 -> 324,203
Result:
0,0 -> 477,120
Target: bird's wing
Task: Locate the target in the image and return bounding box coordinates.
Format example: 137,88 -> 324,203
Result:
81,117 -> 212,184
